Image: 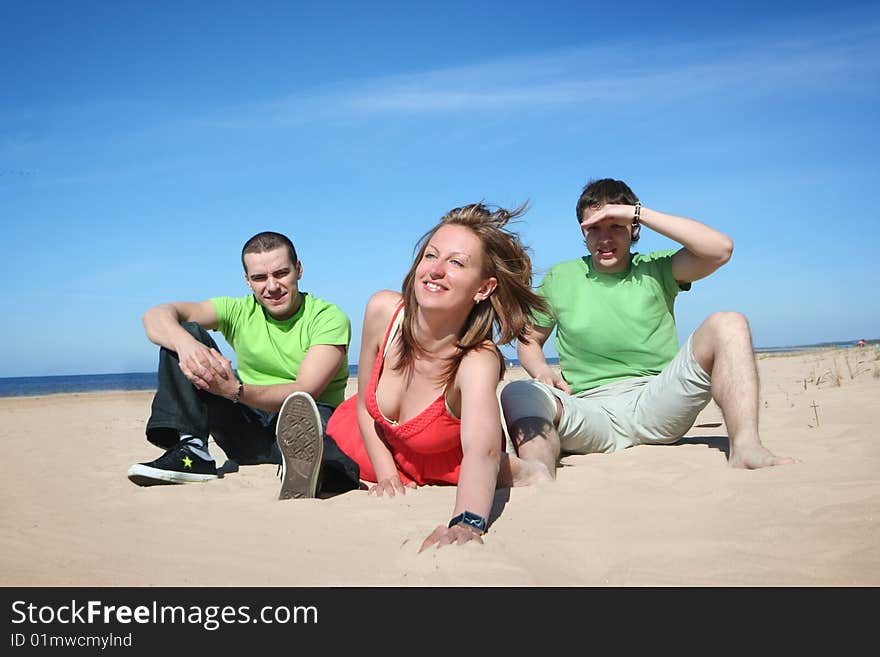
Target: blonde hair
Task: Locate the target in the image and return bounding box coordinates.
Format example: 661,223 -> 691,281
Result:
397,203 -> 549,384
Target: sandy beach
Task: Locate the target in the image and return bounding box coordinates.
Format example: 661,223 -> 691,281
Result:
1,347 -> 878,587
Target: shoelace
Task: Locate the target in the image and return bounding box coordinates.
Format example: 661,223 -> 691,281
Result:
176,438 -> 212,462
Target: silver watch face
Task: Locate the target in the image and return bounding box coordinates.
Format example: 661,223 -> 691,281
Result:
461,512 -> 486,531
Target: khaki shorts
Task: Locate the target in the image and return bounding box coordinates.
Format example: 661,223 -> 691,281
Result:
500,334 -> 713,454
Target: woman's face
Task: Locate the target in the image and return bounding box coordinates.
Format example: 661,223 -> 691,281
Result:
414,224 -> 496,312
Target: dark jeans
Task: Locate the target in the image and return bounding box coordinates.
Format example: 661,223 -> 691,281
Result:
145,322 -> 360,494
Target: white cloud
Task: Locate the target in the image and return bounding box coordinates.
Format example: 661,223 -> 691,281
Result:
246,19 -> 880,120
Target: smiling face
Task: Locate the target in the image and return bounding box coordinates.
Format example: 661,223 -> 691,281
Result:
243,247 -> 303,320
414,224 -> 497,312
581,204 -> 633,274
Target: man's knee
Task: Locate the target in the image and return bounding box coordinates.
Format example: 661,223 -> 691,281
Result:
695,311 -> 751,349
704,311 -> 751,337
179,321 -> 219,347
500,380 -> 558,428
693,312 -> 754,373
500,379 -> 563,453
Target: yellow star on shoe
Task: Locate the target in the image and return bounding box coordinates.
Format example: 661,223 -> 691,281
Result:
182,455 -> 193,469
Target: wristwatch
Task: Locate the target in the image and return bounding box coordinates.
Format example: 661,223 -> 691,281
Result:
448,511 -> 487,534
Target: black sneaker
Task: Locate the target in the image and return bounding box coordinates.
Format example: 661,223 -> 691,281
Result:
127,439 -> 218,486
276,392 -> 323,500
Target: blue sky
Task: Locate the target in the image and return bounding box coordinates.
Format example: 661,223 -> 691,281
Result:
1,0 -> 878,377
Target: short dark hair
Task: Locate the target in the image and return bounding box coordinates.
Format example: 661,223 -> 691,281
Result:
575,178 -> 641,242
241,232 -> 298,272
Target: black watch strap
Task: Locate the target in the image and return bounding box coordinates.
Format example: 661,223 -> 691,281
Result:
448,511 -> 487,534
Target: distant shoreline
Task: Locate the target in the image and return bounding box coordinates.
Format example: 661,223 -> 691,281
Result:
1,341 -> 874,398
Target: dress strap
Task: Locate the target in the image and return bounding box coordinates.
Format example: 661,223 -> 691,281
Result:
381,303 -> 405,358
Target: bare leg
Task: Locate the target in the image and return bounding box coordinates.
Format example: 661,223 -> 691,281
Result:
506,413 -> 562,481
692,312 -> 796,469
497,451 -> 553,487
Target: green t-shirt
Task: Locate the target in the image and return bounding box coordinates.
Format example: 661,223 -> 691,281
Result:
535,250 -> 689,394
210,292 -> 351,407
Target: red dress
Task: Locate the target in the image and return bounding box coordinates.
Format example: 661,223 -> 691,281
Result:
326,304 -> 465,485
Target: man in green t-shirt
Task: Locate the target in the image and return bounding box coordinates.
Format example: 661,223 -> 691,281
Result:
500,178 -> 795,479
127,231 -> 361,499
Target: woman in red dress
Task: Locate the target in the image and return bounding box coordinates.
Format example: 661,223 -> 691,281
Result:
327,203 -> 550,550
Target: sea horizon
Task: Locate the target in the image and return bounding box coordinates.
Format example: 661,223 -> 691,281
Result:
0,339 -> 874,398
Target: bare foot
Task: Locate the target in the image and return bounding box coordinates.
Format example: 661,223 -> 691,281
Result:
729,443 -> 797,469
499,453 -> 554,487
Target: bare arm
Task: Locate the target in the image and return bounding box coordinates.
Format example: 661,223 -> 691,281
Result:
142,301 -> 219,350
517,324 -> 571,394
451,347 -> 503,518
356,291 -> 408,494
142,301 -> 228,386
228,344 -> 347,412
147,301 -> 346,412
638,207 -> 733,284
584,204 -> 734,284
419,346 -> 502,551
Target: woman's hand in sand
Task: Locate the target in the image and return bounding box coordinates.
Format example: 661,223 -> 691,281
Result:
368,475 -> 417,498
419,523 -> 484,553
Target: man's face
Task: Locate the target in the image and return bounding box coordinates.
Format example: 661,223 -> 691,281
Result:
581,204 -> 633,274
243,247 -> 302,320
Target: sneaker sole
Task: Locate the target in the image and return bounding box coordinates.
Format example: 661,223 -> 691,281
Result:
276,392 -> 323,500
127,463 -> 218,487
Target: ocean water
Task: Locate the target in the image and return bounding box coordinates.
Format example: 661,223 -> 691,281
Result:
0,345 -> 869,398
0,366 -> 364,398
0,372 -> 160,398
754,340 -> 872,354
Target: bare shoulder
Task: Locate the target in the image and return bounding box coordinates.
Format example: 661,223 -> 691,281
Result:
362,290 -> 402,342
366,290 -> 402,317
457,342 -> 502,387
365,290 -> 401,324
